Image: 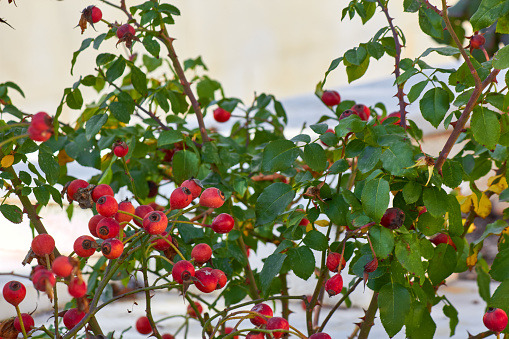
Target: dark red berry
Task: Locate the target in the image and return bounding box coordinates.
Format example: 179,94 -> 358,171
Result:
67,179 -> 89,202
63,308 -> 85,330
14,313 -> 34,333
212,269 -> 227,289
32,267 -> 56,292
246,332 -> 264,339
96,217 -> 120,240
351,104 -> 370,121
187,301 -> 203,318
152,232 -> 173,251
31,234 -> 55,256
52,256 -> 73,278
181,178 -> 202,199
321,90 -> 341,106
113,141 -> 129,157
483,308 -> 508,333
96,195 -> 118,217
213,107 -> 231,123
29,112 -> 53,142
101,238 -> 124,259
143,211 -> 168,235
74,235 -> 98,258
471,34 -> 486,50
194,268 -> 219,293
250,303 -> 273,327
2,281 -> 26,306
191,243 -> 212,265
325,273 -> 343,297
211,213 -> 234,234
380,207 -> 405,230
430,233 -> 457,250
88,214 -> 104,237
134,205 -> 154,227
326,252 -> 346,272
91,184 -> 114,203
266,317 -> 290,339
136,316 -> 152,334
68,277 -> 87,298
339,109 -> 354,120
116,23 -> 135,39
170,187 -> 193,210
199,188 -> 225,208
172,260 -> 195,284
161,334 -> 175,339
91,6 -> 102,23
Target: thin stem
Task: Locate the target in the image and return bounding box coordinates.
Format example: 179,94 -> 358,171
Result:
141,244 -> 162,339
357,292 -> 379,339
15,305 -> 28,339
376,0 -> 407,128
121,157 -> 139,200
435,69 -> 500,171
280,273 -> 290,320
318,278 -> 363,332
236,226 -> 260,299
0,133 -> 28,148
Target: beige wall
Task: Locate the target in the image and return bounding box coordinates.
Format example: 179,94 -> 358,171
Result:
0,1 -> 452,122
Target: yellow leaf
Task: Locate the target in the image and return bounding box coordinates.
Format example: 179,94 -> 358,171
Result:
306,223 -> 314,232
476,193 -> 492,219
466,253 -> 478,270
466,221 -> 476,234
57,149 -> 74,166
488,176 -> 508,194
314,220 -> 330,227
1,154 -> 14,168
487,174 -> 504,187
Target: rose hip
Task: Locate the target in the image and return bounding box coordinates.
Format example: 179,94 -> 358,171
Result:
152,232 -> 173,251
91,184 -> 114,202
134,205 -> 154,227
266,317 -> 290,339
67,179 -> 89,202
211,269 -> 227,289
88,214 -> 104,237
211,213 -> 234,234
115,199 -> 135,224
52,256 -> 73,278
172,260 -> 195,284
96,195 -> 118,217
191,243 -> 212,265
170,187 -> 193,210
250,303 -> 273,327
3,281 -> 26,306
325,273 -> 343,297
199,188 -> 225,209
136,316 -> 152,334
181,178 -> 202,199
63,308 -> 86,330
74,235 -> 98,258
194,268 -> 219,293
143,211 -> 168,235
14,313 -> 34,333
113,140 -> 129,157
68,277 -> 87,298
31,234 -> 55,256
321,90 -> 341,106
101,238 -> 124,259
187,301 -> 203,318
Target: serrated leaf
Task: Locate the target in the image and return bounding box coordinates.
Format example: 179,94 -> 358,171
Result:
260,253 -> 287,297
158,130 -> 183,146
471,0 -> 509,32
471,107 -> 500,150
131,65 -> 148,96
357,146 -> 382,173
255,183 -> 295,226
172,151 -> 199,185
403,181 -> 422,204
361,177 -> 390,222
0,204 -> 22,223
71,38 -> 93,76
423,186 -> 448,217
408,80 -> 428,103
420,88 -> 450,128
85,114 -> 108,141
427,244 -> 457,285
473,219 -> 508,246
106,56 -> 126,83
378,283 -> 411,337
369,225 -> 395,258
328,159 -> 349,174
287,246 -> 315,280
395,234 -> 425,278
261,140 -> 299,172
302,144 -> 327,172
303,230 -> 328,251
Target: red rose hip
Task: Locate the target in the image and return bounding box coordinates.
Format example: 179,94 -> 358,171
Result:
52,256 -> 73,278
211,213 -> 235,234
136,316 -> 152,334
67,179 -> 89,202
351,104 -> 370,121
3,281 -> 26,306
199,188 -> 225,208
96,195 -> 118,217
187,301 -> 203,318
266,317 -> 290,339
91,184 -> 114,202
88,214 -> 104,237
170,187 -> 193,210
116,23 -> 135,39
31,234 -> 55,256
483,307 -> 508,333
96,218 -> 120,240
63,308 -> 86,330
191,243 -> 212,265
181,178 -> 202,199
74,235 -> 98,258
321,90 -> 341,106
101,238 -> 124,259
152,232 -> 173,251
326,252 -> 346,272
250,303 -> 273,327
430,233 -> 457,250
91,6 -> 102,23
115,199 -> 135,224
325,273 -> 343,297
143,211 -> 168,235
172,260 -> 195,284
194,268 -> 219,293
14,313 -> 34,333
134,205 -> 154,227
68,277 -> 87,298
380,207 -> 405,230
309,333 -> 332,339
213,107 -> 231,123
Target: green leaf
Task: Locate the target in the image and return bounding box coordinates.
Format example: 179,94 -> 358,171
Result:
255,183 -> 295,226
261,140 -> 299,173
420,46 -> 460,58
476,259 -> 492,303
471,107 -> 501,150
416,213 -> 444,236
408,80 -> 428,103
310,123 -> 328,134
395,234 -> 425,278
287,246 -> 315,280
490,247 -> 509,281
143,35 -> 160,58
473,219 -> 508,246
406,302 -> 437,339
0,204 -> 22,223
158,130 -> 183,146
427,244 -> 457,286
291,134 -> 311,143
66,88 -> 83,110
93,33 -> 107,50
423,186 -> 448,217
367,41 -> 384,60
471,0 -> 509,32
404,0 -> 421,12
323,57 -> 343,84
109,102 -> 130,123
176,220 -> 204,243
328,159 -> 349,174
420,88 -> 450,128
38,151 -> 60,185
260,253 -> 287,297
361,177 -> 390,222
131,66 -> 147,96
447,195 -> 463,237
403,181 -> 422,204
106,56 -> 126,83
302,144 -> 327,172
96,53 -> 116,66
497,12 -> 509,33
86,114 -> 108,141
303,230 -> 328,251
378,283 -> 411,337
490,278 -> 509,315
346,56 -> 370,83
357,146 -> 382,173
443,304 -> 459,337
71,38 -> 93,75
325,194 -> 349,226
33,186 -> 50,206
380,142 -> 414,176
442,160 -> 463,188
335,114 -> 366,137
172,151 -> 200,185
418,7 -> 444,39
369,225 -> 395,258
